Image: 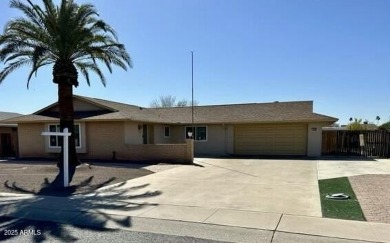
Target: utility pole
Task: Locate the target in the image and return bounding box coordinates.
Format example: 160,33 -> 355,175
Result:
191,51 -> 194,138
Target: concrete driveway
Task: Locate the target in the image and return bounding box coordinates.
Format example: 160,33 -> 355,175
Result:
95,158 -> 322,220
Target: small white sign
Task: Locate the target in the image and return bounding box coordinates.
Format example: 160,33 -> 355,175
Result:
359,134 -> 365,147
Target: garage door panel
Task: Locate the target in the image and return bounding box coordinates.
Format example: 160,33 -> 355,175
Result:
235,124 -> 307,155
236,140 -> 270,145
242,145 -> 274,150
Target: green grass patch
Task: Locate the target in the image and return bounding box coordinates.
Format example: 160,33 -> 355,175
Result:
319,177 -> 366,221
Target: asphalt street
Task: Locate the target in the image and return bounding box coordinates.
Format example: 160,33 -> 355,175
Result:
0,216 -> 229,243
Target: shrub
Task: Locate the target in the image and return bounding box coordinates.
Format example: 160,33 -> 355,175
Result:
379,121 -> 390,131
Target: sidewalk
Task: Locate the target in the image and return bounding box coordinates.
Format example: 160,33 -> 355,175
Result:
1,192 -> 389,243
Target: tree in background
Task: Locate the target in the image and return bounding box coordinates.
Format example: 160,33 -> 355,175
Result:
376,116 -> 381,125
0,0 -> 131,186
346,117 -> 381,130
379,121 -> 390,131
150,95 -> 198,108
347,118 -> 364,130
150,95 -> 176,107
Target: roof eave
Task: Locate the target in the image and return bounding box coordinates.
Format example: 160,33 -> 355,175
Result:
0,123 -> 17,127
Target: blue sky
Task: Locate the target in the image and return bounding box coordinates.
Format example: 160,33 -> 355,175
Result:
0,0 -> 389,125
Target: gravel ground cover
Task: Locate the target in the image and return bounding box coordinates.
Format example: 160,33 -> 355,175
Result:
0,160 -> 181,196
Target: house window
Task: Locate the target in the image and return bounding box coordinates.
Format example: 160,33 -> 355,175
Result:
48,124 -> 81,148
164,126 -> 170,138
185,126 -> 207,141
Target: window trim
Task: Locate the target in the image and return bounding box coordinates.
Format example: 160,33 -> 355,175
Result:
185,126 -> 208,142
164,126 -> 170,138
47,123 -> 82,149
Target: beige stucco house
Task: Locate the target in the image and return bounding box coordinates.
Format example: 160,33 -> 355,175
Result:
4,95 -> 337,161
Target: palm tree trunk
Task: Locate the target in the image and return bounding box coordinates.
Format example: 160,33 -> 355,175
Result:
58,82 -> 80,156
52,61 -> 80,187
57,81 -> 80,184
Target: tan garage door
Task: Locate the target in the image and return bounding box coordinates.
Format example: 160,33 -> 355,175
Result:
235,124 -> 307,155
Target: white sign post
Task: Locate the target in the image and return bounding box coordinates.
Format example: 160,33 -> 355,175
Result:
41,128 -> 72,187
359,134 -> 365,147
359,134 -> 365,156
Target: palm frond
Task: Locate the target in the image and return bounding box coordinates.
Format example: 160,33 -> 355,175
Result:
0,59 -> 32,83
10,0 -> 44,28
1,0 -> 132,87
27,58 -> 53,88
75,61 -> 106,86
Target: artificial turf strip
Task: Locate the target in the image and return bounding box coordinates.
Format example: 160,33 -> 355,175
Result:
318,177 -> 366,221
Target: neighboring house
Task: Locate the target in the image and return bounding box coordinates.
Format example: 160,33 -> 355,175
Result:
4,95 -> 337,161
323,124 -> 378,131
322,126 -> 348,131
0,111 -> 22,157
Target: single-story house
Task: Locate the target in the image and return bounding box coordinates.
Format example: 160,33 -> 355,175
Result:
4,95 -> 337,162
0,111 -> 21,157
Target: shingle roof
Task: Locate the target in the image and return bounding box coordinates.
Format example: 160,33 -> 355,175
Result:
151,103 -> 337,124
0,111 -> 23,126
3,114 -> 57,123
0,111 -> 22,121
3,95 -> 338,124
78,96 -> 160,122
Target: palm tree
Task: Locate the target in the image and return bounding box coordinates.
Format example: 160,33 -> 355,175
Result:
0,0 -> 132,186
347,118 -> 364,130
376,116 -> 380,125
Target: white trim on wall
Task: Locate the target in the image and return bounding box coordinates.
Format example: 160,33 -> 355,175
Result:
47,123 -> 82,149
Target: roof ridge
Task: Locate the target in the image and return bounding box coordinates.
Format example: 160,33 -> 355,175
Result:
0,111 -> 23,115
151,100 -> 314,109
75,94 -> 313,109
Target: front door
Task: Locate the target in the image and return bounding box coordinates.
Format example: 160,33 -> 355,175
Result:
0,133 -> 13,157
148,125 -> 154,144
142,125 -> 148,144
